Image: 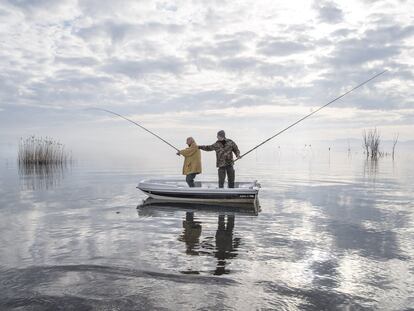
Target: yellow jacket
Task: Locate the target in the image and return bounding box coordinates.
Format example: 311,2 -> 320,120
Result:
179,143 -> 202,175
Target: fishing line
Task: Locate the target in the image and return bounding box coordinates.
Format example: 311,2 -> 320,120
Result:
88,108 -> 180,152
235,70 -> 387,161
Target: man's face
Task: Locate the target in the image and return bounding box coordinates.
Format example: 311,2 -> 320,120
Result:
186,138 -> 192,145
217,135 -> 224,141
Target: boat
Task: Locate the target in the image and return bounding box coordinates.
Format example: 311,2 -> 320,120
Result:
137,179 -> 260,204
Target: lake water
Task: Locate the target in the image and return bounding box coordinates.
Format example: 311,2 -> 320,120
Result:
0,151 -> 413,310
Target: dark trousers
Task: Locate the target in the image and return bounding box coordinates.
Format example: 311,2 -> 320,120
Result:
218,165 -> 235,188
186,173 -> 197,187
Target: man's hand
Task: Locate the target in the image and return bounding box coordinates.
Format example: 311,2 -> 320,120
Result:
176,151 -> 181,156
236,155 -> 242,160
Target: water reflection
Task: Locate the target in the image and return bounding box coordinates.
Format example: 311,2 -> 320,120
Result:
310,258 -> 339,289
137,198 -> 260,215
363,158 -> 379,177
179,212 -> 202,256
283,178 -> 407,261
137,201 -> 248,275
18,162 -> 69,190
180,213 -> 241,275
1,154 -> 413,310
213,214 -> 240,275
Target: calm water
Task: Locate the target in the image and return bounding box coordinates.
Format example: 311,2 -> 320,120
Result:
0,152 -> 413,310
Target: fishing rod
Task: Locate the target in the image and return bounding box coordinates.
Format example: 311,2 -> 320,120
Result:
235,70 -> 387,161
90,108 -> 180,152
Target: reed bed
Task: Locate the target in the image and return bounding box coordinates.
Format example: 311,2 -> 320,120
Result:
18,136 -> 72,165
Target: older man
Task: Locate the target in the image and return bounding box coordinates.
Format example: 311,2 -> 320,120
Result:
198,130 -> 241,188
177,137 -> 202,187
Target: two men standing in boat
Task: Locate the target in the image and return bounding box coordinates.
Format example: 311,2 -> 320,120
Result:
178,130 -> 241,188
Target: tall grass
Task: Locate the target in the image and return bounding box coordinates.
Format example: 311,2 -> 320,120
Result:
362,129 -> 381,159
18,136 -> 72,165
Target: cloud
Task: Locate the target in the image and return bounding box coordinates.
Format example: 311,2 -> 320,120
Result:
102,57 -> 186,78
328,40 -> 400,66
77,0 -> 152,18
54,56 -> 100,67
75,21 -> 185,45
219,57 -> 258,71
313,0 -> 344,24
156,2 -> 178,12
1,0 -> 414,146
330,18 -> 414,63
257,37 -> 311,56
5,0 -> 73,12
331,28 -> 352,38
188,38 -> 247,58
364,24 -> 414,43
95,104 -> 414,142
4,0 -> 78,22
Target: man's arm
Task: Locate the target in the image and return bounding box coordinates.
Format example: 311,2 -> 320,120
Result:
199,142 -> 219,151
232,141 -> 241,158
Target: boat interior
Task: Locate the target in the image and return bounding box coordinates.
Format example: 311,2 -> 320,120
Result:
141,179 -> 260,189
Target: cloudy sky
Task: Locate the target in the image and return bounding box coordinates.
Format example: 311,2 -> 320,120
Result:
0,0 -> 413,160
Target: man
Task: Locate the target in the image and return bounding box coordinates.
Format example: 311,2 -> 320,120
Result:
177,137 -> 202,187
198,130 -> 241,188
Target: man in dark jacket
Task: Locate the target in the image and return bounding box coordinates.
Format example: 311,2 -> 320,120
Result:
198,130 -> 241,188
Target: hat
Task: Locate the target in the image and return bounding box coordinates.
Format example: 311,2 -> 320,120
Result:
217,130 -> 225,138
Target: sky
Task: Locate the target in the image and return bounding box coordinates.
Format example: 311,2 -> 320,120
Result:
0,0 -> 413,161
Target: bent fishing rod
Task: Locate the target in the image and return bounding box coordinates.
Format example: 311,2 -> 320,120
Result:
235,70 -> 387,162
89,108 -> 180,152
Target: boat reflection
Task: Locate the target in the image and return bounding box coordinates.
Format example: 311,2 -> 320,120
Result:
137,199 -> 257,275
137,198 -> 260,215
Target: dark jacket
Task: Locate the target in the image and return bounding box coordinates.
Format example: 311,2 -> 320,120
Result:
199,139 -> 240,168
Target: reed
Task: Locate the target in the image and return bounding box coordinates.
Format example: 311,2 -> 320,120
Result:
18,136 -> 72,165
362,129 -> 381,159
369,128 -> 381,159
392,133 -> 399,160
363,130 -> 370,156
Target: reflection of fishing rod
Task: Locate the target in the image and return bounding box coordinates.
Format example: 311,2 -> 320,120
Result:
89,108 -> 180,152
235,70 -> 387,162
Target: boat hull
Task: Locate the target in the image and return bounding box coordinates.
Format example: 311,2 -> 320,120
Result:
137,179 -> 260,204
140,189 -> 258,203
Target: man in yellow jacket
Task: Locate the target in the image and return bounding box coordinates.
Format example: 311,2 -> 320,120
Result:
177,137 -> 202,187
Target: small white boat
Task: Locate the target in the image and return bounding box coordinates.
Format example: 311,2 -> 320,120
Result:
137,179 -> 260,204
